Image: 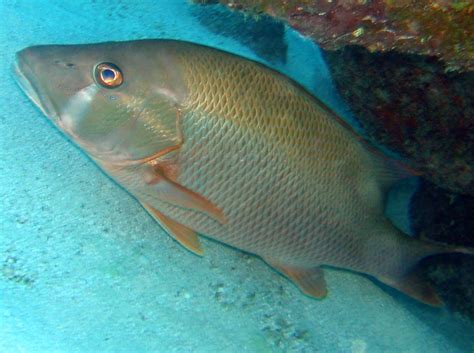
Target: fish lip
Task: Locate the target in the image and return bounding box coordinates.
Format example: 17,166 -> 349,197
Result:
13,51 -> 59,121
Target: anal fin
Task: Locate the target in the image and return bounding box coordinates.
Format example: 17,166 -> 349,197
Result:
268,261 -> 328,299
141,202 -> 203,256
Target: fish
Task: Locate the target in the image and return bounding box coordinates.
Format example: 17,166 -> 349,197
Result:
13,39 -> 472,306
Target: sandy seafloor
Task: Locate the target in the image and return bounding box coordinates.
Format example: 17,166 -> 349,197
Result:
1,1 -> 473,352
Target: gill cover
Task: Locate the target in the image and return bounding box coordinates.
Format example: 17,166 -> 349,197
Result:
15,41 -> 192,163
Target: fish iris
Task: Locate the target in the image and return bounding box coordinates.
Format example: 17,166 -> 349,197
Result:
94,63 -> 123,88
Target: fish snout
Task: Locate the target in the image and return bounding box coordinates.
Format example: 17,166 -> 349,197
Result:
13,46 -> 60,121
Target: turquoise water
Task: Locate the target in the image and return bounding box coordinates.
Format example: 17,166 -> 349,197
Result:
1,1 -> 473,352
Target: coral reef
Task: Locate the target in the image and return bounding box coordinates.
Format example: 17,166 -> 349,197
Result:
423,254 -> 474,320
323,45 -> 474,195
411,180 -> 474,247
412,179 -> 474,319
196,0 -> 474,72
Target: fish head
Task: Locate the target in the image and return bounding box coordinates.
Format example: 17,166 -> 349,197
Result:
14,40 -> 187,162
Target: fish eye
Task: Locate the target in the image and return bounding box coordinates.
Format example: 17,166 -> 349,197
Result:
94,62 -> 123,88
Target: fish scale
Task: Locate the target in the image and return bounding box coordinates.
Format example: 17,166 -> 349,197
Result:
153,46 -> 383,271
14,39 -> 471,305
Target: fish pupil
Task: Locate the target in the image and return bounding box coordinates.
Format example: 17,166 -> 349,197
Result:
102,69 -> 116,82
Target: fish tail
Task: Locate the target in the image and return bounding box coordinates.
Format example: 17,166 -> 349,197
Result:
416,237 -> 474,257
378,235 -> 473,307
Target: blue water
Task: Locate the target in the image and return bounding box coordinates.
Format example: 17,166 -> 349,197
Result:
1,1 -> 473,352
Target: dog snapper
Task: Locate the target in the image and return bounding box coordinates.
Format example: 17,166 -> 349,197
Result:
14,40 -> 470,306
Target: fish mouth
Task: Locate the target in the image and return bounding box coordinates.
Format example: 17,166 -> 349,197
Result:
13,51 -> 59,121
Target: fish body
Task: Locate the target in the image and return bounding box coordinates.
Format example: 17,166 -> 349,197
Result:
14,40 -> 470,305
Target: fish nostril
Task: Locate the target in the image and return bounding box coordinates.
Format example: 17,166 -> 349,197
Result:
53,60 -> 75,68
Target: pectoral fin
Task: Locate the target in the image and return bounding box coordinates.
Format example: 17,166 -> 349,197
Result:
141,202 -> 203,256
145,166 -> 227,225
268,261 -> 328,299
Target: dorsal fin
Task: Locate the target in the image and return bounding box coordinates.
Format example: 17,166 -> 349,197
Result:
315,97 -> 420,191
368,148 -> 420,192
